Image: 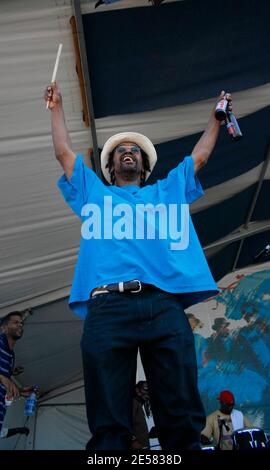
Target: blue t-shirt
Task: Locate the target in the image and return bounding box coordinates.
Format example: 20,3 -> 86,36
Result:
58,155 -> 218,318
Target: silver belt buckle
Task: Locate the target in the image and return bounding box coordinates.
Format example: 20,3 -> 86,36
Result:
91,287 -> 108,297
130,280 -> 142,293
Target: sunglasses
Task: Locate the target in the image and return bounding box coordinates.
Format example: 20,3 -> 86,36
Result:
115,145 -> 141,154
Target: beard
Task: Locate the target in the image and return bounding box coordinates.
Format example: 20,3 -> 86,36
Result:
11,331 -> 23,340
116,161 -> 141,180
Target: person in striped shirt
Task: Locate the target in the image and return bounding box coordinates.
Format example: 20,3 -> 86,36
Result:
0,312 -> 32,435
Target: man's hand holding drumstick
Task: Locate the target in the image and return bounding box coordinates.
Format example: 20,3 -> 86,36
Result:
44,81 -> 62,110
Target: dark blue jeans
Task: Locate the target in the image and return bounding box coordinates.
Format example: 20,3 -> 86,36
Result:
81,290 -> 205,450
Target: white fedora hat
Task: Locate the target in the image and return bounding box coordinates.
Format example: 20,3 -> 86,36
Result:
100,132 -> 157,184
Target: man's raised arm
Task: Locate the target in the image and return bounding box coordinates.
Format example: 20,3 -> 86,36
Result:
191,91 -> 232,174
44,81 -> 75,179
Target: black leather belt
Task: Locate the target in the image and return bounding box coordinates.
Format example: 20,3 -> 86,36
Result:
91,280 -> 158,297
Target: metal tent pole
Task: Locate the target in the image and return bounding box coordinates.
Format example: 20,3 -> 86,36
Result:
232,144 -> 270,271
72,0 -> 102,177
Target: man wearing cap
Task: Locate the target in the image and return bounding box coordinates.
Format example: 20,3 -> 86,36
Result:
45,82 -> 232,450
201,390 -> 252,450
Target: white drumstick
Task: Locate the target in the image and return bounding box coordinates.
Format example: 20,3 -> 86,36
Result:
46,43 -> 63,109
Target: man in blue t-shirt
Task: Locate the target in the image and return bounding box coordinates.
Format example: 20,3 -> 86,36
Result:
45,82 -> 232,450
